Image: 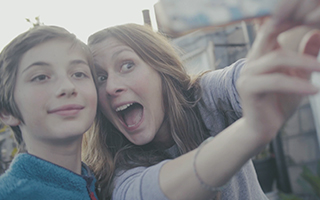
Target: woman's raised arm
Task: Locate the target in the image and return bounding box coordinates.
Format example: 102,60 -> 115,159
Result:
159,1 -> 320,199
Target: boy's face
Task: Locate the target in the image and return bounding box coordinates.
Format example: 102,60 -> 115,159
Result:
13,39 -> 97,144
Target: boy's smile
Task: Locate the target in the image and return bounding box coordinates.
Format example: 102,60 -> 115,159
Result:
47,104 -> 84,117
13,39 -> 97,144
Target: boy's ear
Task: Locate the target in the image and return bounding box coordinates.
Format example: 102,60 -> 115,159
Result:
0,113 -> 20,126
299,30 -> 320,56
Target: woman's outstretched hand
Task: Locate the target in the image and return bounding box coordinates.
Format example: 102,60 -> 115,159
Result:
237,0 -> 320,145
158,2 -> 320,200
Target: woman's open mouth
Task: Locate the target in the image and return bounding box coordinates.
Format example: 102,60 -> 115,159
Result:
116,102 -> 143,128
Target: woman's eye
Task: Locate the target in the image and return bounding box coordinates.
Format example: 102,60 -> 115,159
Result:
120,62 -> 134,72
97,75 -> 108,83
31,74 -> 49,82
73,72 -> 88,78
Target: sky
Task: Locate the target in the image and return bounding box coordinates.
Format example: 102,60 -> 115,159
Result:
0,0 -> 159,50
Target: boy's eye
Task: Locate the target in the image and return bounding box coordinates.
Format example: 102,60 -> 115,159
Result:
73,72 -> 88,78
120,62 -> 134,72
31,74 -> 49,82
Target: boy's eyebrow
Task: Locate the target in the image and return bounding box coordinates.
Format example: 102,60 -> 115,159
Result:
70,59 -> 89,66
22,61 -> 50,73
22,59 -> 89,74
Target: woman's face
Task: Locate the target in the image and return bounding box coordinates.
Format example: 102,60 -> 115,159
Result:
91,38 -> 166,145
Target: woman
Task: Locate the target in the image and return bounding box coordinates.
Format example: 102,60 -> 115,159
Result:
83,1 -> 320,199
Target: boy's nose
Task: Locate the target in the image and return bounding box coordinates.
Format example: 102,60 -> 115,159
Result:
56,79 -> 77,97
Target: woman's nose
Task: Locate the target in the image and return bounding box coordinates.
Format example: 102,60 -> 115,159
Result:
105,75 -> 126,97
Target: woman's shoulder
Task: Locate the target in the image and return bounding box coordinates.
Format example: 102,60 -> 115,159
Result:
200,58 -> 246,84
114,160 -> 169,181
112,160 -> 170,200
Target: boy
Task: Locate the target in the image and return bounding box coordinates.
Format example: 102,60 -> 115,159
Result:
0,25 -> 98,200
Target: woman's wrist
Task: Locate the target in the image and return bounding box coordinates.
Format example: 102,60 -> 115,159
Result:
240,117 -> 278,147
193,136 -> 231,192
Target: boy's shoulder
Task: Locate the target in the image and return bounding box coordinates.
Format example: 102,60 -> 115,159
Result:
0,153 -> 54,199
0,168 -> 36,200
0,153 -> 98,200
0,153 -> 37,199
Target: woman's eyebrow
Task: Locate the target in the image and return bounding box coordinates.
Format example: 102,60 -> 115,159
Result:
93,63 -> 104,72
112,48 -> 134,60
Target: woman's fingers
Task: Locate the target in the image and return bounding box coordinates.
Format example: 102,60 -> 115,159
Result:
273,0 -> 320,26
292,0 -> 319,22
304,4 -> 320,26
238,73 -> 319,96
247,19 -> 298,61
272,0 -> 300,25
299,30 -> 320,56
243,51 -> 320,75
238,0 -> 320,139
249,0 -> 320,61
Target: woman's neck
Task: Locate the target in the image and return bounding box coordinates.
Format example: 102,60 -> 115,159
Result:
152,120 -> 175,149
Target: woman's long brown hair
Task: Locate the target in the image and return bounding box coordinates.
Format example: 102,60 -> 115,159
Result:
82,23 -> 210,200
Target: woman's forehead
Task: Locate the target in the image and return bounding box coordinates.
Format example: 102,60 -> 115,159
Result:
91,38 -> 136,58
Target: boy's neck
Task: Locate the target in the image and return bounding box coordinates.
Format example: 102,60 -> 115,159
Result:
26,138 -> 83,174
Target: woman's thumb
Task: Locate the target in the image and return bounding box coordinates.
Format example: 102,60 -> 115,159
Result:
299,30 -> 320,56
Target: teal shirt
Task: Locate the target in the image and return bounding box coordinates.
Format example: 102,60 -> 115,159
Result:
0,153 -> 98,200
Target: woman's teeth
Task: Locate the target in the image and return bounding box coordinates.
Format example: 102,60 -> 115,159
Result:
116,103 -> 133,112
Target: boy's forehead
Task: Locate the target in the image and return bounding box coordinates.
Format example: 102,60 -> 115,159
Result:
18,40 -> 89,71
